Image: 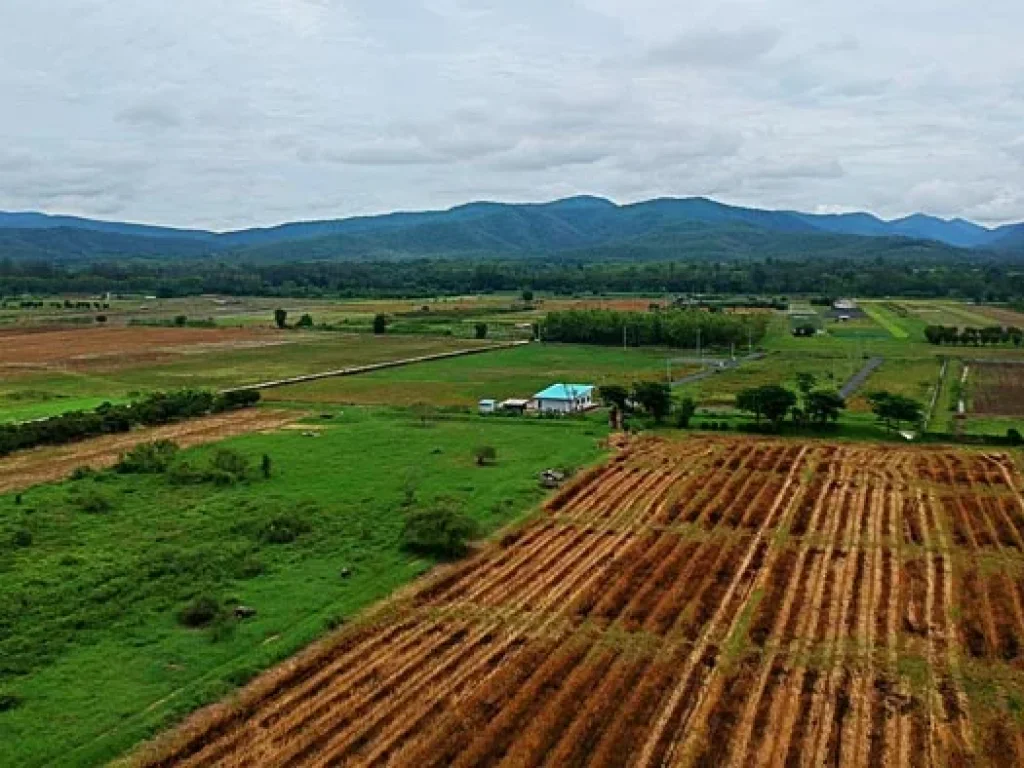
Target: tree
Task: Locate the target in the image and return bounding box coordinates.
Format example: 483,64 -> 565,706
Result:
473,445 -> 497,466
805,390 -> 846,426
261,454 -> 272,479
632,381 -> 673,423
174,314 -> 188,327
598,384 -> 630,412
867,391 -> 923,432
296,313 -> 313,328
274,308 -> 288,329
373,313 -> 388,334
795,372 -> 817,403
401,500 -> 479,559
736,385 -> 796,428
522,289 -> 534,302
675,396 -> 697,428
474,322 -> 488,339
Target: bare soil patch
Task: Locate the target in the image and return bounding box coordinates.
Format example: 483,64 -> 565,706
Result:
972,362 -> 1024,416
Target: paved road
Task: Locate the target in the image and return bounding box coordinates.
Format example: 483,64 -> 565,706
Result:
671,352 -> 766,387
839,356 -> 885,399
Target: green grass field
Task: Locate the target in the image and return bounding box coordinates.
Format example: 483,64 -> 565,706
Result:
0,408 -> 607,767
263,343 -> 691,407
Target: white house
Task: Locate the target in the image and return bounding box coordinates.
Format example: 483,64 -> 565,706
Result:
531,384 -> 595,414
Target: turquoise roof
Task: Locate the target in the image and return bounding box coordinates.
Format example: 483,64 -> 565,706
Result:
533,383 -> 594,401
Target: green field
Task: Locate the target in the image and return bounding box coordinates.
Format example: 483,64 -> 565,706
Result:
0,408 -> 607,767
263,343 -> 690,407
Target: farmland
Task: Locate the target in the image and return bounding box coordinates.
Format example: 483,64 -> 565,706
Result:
970,363 -> 1024,417
133,435 -> 1024,767
0,327 -> 490,422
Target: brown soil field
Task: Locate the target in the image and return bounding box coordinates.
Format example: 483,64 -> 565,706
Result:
0,409 -> 300,492
0,326 -> 287,373
971,306 -> 1024,327
972,363 -> 1024,416
131,436 -> 1024,767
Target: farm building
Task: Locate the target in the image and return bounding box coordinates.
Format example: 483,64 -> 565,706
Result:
478,399 -> 497,414
532,384 -> 595,414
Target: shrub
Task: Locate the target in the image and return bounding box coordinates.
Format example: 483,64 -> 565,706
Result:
473,445 -> 497,466
259,514 -> 311,544
401,500 -> 479,559
115,440 -> 180,474
0,694 -> 23,712
70,488 -> 112,514
209,615 -> 237,643
210,448 -> 250,482
70,466 -> 96,481
261,454 -> 272,479
236,554 -> 267,579
1009,428 -> 1024,446
178,595 -> 222,628
12,529 -> 33,548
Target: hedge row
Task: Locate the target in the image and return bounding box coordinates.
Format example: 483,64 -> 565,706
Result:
0,389 -> 260,457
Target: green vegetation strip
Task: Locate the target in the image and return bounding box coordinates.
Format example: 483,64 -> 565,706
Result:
860,303 -> 910,339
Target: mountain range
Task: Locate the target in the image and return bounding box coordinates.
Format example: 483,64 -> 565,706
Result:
1,196 -> 1022,263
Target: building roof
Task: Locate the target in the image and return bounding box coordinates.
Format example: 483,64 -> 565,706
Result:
533,384 -> 595,401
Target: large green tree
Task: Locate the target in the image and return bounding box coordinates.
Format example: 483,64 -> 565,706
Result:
632,381 -> 673,423
736,385 -> 796,428
867,391 -> 923,432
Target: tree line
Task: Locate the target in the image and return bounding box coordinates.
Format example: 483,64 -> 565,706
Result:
0,389 -> 260,457
541,309 -> 767,348
0,256 -> 1022,302
923,325 -> 1023,346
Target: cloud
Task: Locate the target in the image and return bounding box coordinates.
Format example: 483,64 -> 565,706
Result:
0,0 -> 1023,228
116,101 -> 182,130
642,26 -> 783,69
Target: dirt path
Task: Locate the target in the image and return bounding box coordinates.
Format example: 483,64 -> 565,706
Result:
0,409 -> 301,493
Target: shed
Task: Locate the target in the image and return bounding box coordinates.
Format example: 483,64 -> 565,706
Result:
478,399 -> 497,414
531,384 -> 595,414
500,398 -> 531,413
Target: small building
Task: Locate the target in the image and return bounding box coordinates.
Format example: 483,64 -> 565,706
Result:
532,384 -> 595,414
500,398 -> 531,414
478,399 -> 497,415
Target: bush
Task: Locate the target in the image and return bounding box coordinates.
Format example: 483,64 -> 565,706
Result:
259,514 -> 311,544
401,501 -> 479,559
178,595 -> 222,628
70,488 -> 112,514
210,448 -> 250,481
70,466 -> 96,481
1008,428 -> 1023,446
473,445 -> 497,466
115,440 -> 180,474
0,694 -> 23,712
12,529 -> 33,548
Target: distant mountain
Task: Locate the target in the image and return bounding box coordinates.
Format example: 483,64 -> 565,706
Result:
1,196 -> 1021,262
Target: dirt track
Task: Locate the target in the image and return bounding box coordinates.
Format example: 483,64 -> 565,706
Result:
0,409 -> 300,493
132,435 -> 1024,767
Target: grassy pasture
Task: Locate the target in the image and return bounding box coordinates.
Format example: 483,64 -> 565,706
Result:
263,343 -> 692,407
0,408 -> 607,767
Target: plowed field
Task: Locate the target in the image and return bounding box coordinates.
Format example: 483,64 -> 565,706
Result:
133,436 -> 1024,767
972,363 -> 1024,416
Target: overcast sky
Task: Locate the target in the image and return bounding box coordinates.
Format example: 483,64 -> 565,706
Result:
2,0 -> 1023,231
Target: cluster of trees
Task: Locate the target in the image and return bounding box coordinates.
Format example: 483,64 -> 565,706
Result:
2,257 -> 1023,301
735,375 -> 846,430
865,392 -> 924,432
923,325 -> 1023,346
599,382 -> 675,423
0,389 -> 260,457
543,309 -> 767,349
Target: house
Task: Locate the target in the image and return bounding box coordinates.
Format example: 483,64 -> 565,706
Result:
532,384 -> 595,414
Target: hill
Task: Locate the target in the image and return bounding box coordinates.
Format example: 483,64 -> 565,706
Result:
1,196 -> 1021,262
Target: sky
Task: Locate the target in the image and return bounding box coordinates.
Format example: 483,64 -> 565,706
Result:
1,0 -> 1023,231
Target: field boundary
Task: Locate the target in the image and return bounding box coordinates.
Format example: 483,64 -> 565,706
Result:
223,340 -> 530,393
